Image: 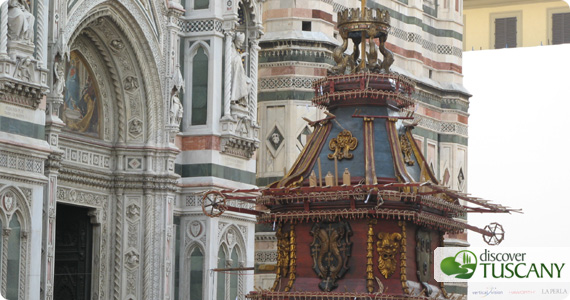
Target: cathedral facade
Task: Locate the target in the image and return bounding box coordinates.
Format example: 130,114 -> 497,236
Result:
0,0 -> 262,299
0,0 -> 469,299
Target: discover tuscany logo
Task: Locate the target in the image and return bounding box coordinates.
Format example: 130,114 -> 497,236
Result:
440,250 -> 477,279
435,247 -> 569,283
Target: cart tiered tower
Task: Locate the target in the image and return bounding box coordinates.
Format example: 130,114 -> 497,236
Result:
202,3 -> 519,299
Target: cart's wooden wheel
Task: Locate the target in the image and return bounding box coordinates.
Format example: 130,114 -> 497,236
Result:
483,222 -> 504,246
202,191 -> 227,218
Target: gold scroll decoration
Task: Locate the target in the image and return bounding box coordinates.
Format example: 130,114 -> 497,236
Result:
399,221 -> 409,294
328,130 -> 358,160
367,219 -> 377,293
376,232 -> 402,279
399,134 -> 414,166
285,224 -> 297,292
271,224 -> 290,291
310,221 -> 353,291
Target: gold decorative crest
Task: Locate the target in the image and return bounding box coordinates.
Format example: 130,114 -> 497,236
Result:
328,130 -> 358,160
310,221 -> 353,291
376,232 -> 402,279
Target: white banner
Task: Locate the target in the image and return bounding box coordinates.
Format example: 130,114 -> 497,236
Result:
435,247 -> 570,283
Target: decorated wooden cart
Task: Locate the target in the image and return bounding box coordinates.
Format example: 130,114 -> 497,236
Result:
201,3 -> 520,299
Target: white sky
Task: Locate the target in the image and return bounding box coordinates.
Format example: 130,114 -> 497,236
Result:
464,44 -> 570,247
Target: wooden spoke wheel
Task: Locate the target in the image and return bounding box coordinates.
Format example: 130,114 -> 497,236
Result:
202,191 -> 227,218
483,222 -> 505,246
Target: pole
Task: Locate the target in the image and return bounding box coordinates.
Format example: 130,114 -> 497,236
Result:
360,0 -> 367,70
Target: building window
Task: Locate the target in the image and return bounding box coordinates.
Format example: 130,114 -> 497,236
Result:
0,189 -> 29,300
6,215 -> 21,300
194,0 -> 208,9
302,21 -> 311,32
552,12 -> 570,45
422,0 -> 437,17
229,248 -> 239,300
192,47 -> 208,125
189,248 -> 204,299
216,248 -> 226,300
495,17 -> 517,48
216,245 -> 243,300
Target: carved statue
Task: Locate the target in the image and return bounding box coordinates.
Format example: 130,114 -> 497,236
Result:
230,32 -> 251,107
366,27 -> 381,72
170,91 -> 183,126
329,30 -> 355,75
53,60 -> 65,96
8,0 -> 35,43
332,7 -> 394,74
378,34 -> 394,73
15,56 -> 33,82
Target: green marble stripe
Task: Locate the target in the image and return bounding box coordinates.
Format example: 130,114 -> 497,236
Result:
439,134 -> 468,146
441,101 -> 469,112
175,163 -> 256,184
367,2 -> 463,41
259,53 -> 335,65
422,5 -> 438,18
413,93 -> 469,113
410,127 -> 468,146
258,91 -> 315,102
0,116 -> 44,139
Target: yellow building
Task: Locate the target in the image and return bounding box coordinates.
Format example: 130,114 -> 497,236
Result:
464,0 -> 570,50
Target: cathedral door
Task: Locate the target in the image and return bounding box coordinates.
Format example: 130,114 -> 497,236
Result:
54,203 -> 93,300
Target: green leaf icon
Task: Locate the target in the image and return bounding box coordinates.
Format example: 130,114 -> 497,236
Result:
440,250 -> 477,279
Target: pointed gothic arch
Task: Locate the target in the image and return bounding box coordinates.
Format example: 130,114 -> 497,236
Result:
44,2 -> 180,300
184,243 -> 206,300
66,2 -> 166,145
0,186 -> 31,300
183,41 -> 212,129
218,224 -> 247,300
0,186 -> 30,230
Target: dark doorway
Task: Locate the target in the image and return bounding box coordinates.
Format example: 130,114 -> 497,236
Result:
54,203 -> 93,300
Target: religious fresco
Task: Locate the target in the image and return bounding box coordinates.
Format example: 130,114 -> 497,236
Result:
62,51 -> 100,137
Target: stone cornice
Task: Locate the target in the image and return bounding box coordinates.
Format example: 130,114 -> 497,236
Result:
59,167 -> 180,191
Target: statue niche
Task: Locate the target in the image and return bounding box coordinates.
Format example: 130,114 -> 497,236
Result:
230,32 -> 251,108
8,0 -> 35,43
170,65 -> 184,127
170,91 -> 183,127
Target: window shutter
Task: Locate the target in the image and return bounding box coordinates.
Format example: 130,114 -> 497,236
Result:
495,18 -> 506,49
506,17 -> 517,48
495,17 -> 517,49
553,13 -> 570,45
